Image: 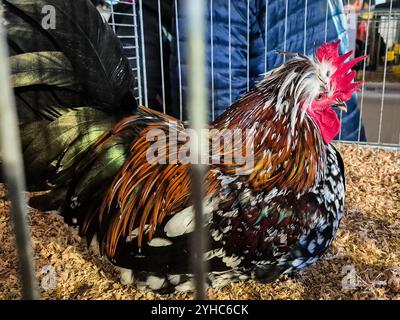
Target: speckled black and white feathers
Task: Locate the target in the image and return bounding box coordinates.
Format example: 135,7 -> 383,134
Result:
108,143 -> 345,293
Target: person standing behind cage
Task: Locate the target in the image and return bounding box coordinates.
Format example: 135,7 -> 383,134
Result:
92,0 -> 173,113
168,0 -> 366,141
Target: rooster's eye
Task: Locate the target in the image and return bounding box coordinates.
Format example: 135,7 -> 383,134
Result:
317,94 -> 323,100
326,71 -> 330,77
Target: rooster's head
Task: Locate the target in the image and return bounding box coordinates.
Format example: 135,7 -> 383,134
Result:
307,40 -> 366,143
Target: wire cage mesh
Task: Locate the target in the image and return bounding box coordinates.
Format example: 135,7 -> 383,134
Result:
107,0 -> 400,149
0,0 -> 399,300
351,1 -> 400,146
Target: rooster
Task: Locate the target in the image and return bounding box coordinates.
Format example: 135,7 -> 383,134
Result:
2,0 -> 365,293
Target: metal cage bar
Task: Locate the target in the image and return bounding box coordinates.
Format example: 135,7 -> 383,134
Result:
303,0 -> 308,55
228,0 -> 232,105
264,0 -> 269,73
185,0 -> 208,300
131,0 -> 143,105
358,0 -> 373,146
283,0 -> 289,62
157,0 -> 166,113
175,0 -> 184,120
138,0 -> 148,106
210,0 -> 215,121
0,1 -> 38,300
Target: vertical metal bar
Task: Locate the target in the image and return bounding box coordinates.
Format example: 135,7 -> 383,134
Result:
337,4 -> 344,141
324,0 -> 329,42
303,0 -> 308,55
246,0 -> 250,91
357,0 -> 372,146
210,0 -> 215,121
131,1 -> 142,105
339,0 -> 350,142
185,0 -> 208,300
138,0 -> 148,106
228,0 -> 232,105
373,17 -> 379,75
338,114 -> 343,141
157,0 -> 166,113
109,2 -> 116,32
0,3 -> 38,300
175,0 -> 183,120
264,0 -> 268,73
378,0 -> 393,146
283,0 -> 288,62
329,0 -> 343,140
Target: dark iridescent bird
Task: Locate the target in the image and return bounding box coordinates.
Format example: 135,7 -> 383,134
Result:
3,0 -> 365,293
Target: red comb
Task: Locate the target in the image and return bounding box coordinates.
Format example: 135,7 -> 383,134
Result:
316,40 -> 341,62
317,40 -> 367,101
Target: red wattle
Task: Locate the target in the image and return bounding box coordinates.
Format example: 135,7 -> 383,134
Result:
307,108 -> 341,144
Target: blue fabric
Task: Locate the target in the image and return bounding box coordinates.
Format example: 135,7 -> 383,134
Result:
170,0 -> 366,141
337,93 -> 366,141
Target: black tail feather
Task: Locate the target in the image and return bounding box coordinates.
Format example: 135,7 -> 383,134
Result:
5,0 -> 137,119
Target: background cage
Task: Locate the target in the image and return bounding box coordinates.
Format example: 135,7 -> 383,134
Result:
0,0 -> 399,300
107,0 -> 400,148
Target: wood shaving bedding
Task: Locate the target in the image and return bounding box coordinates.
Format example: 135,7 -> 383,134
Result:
0,145 -> 399,300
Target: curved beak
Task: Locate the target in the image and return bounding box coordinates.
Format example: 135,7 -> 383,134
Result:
331,101 -> 348,112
